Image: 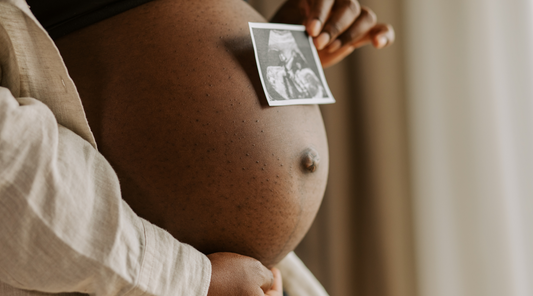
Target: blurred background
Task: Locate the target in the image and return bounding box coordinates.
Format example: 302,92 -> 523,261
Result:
249,0 -> 533,296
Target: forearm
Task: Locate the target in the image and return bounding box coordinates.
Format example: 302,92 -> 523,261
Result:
0,88 -> 211,295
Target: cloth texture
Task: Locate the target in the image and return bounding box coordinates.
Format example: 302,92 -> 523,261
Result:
0,1 -> 211,295
0,0 -> 329,295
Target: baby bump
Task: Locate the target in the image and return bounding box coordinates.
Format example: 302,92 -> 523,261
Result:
56,0 -> 329,267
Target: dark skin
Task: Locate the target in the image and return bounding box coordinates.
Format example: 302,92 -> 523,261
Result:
56,0 -> 328,267
208,253 -> 282,296
54,0 -> 393,294
272,0 -> 395,67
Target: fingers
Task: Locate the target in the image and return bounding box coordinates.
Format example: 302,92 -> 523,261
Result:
310,0 -> 362,50
206,252 -> 275,296
306,0 -> 335,37
318,45 -> 356,68
278,0 -> 395,68
317,22 -> 393,68
265,268 -> 283,296
344,23 -> 394,49
335,6 -> 376,48
368,23 -> 395,49
259,264 -> 275,293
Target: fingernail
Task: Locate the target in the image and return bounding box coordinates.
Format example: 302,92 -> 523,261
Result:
308,19 -> 321,37
327,39 -> 342,53
377,36 -> 388,48
314,32 -> 330,50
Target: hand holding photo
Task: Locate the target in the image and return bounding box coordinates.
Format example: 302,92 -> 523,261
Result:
249,22 -> 335,106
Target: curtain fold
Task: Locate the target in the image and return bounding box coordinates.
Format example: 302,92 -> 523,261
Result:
405,0 -> 533,296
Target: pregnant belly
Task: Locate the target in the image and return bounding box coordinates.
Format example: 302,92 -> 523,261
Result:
56,0 -> 329,267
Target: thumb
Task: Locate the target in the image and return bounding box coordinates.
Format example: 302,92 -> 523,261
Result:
259,266 -> 275,293
265,268 -> 283,295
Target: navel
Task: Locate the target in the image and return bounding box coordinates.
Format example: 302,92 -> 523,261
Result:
301,147 -> 320,173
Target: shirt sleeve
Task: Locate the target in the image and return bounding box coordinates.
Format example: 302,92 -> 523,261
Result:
276,252 -> 329,296
0,86 -> 211,296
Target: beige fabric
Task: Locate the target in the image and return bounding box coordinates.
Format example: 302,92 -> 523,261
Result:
0,1 -> 212,295
0,0 -> 328,295
0,0 -> 96,147
276,253 -> 329,296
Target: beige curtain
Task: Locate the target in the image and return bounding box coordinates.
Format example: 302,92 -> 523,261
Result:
405,0 -> 533,295
249,1 -> 416,296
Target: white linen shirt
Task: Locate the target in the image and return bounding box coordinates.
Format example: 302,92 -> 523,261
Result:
0,1 -> 329,295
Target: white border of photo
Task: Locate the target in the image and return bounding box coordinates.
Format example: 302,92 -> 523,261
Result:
248,22 -> 335,106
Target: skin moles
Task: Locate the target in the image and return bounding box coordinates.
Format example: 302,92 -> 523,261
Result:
55,0 -> 329,268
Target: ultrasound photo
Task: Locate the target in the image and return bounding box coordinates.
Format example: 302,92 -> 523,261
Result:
249,23 -> 335,106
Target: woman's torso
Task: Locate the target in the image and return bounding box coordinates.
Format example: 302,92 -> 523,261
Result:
55,0 -> 329,267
